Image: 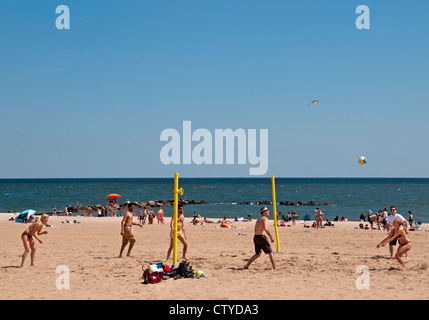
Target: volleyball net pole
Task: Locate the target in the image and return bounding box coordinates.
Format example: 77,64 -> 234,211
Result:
271,175 -> 281,252
173,172 -> 184,265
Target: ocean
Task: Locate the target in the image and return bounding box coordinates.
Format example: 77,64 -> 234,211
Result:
1,178 -> 428,222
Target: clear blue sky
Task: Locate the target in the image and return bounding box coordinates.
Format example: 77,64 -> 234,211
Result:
1,0 -> 428,178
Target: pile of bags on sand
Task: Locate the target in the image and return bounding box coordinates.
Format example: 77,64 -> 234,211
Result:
142,260 -> 199,284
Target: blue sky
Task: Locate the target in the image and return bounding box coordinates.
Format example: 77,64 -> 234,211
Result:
1,0 -> 428,178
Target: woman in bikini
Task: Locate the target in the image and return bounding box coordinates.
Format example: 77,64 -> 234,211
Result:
377,218 -> 411,268
166,205 -> 188,261
20,214 -> 49,267
156,206 -> 165,224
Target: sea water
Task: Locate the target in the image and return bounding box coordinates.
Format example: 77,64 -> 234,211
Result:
1,178 -> 428,222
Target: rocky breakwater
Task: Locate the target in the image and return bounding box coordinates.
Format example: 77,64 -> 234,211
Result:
66,199 -> 210,213
237,200 -> 332,206
118,199 -> 209,209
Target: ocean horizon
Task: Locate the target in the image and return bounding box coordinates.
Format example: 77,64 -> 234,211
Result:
1,177 -> 428,223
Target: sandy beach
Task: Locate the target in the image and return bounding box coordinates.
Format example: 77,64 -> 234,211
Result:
1,213 -> 428,300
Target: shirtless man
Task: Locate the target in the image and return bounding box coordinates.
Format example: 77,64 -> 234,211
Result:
20,214 -> 49,267
166,205 -> 188,261
119,204 -> 142,257
244,206 -> 276,270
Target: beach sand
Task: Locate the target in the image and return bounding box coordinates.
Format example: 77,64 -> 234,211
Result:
1,214 -> 429,300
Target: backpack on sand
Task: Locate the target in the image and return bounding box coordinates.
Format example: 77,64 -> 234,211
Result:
178,260 -> 195,278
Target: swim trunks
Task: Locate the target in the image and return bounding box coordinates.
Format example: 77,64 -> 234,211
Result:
122,226 -> 136,245
253,235 -> 272,254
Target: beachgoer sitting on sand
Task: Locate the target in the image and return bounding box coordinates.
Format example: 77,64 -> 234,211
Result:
203,217 -> 213,223
220,217 -> 232,228
324,219 -> 334,227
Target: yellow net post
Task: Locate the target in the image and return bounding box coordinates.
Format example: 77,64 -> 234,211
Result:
173,173 -> 183,265
271,175 -> 281,252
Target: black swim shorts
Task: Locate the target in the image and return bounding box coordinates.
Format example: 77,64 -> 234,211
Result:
253,235 -> 272,254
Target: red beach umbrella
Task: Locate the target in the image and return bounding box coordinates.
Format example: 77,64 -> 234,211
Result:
106,194 -> 121,199
106,194 -> 121,205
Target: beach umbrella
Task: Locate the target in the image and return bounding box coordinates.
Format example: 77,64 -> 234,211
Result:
15,209 -> 36,223
106,193 -> 121,205
106,194 -> 121,199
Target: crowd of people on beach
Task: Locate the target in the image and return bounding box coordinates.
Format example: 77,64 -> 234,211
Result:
360,208 -> 418,231
277,208 -> 345,229
137,206 -> 165,225
49,205 -> 167,224
12,202 -> 419,270
354,206 -> 414,268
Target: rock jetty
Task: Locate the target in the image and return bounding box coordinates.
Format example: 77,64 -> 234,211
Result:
237,200 -> 332,206
66,199 -> 209,213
